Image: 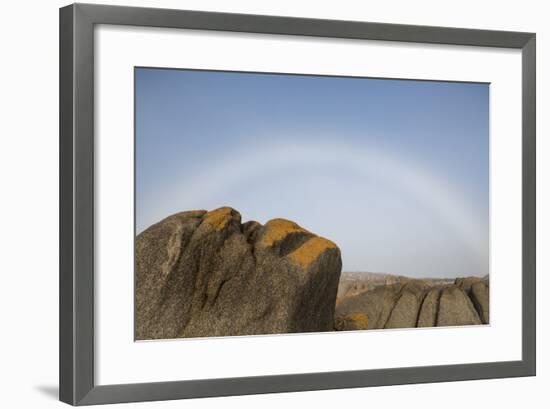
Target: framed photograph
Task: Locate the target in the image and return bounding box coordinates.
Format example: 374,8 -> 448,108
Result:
59,3 -> 536,405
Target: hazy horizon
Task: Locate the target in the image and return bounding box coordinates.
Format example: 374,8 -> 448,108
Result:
339,270 -> 487,278
135,68 -> 489,278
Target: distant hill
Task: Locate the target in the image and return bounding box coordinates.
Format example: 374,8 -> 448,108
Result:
337,272 -> 456,303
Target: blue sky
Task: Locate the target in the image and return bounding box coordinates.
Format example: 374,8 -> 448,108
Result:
135,68 -> 489,278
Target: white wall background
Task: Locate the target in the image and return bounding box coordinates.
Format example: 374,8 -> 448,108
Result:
0,0 -> 546,408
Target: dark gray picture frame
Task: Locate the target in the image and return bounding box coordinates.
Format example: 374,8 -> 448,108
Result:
59,3 -> 536,406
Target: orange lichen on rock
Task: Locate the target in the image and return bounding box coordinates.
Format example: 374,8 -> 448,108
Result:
348,312 -> 369,329
334,311 -> 369,331
287,236 -> 337,268
136,207 -> 343,339
202,207 -> 235,231
260,218 -> 306,246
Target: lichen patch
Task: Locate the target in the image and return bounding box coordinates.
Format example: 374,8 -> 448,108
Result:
348,312 -> 369,329
203,207 -> 235,231
287,236 -> 337,268
260,218 -> 305,246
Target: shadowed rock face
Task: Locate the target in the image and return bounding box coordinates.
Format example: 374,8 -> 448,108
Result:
437,286 -> 481,326
136,207 -> 342,339
417,288 -> 441,327
470,281 -> 489,324
335,276 -> 489,330
457,276 -> 490,324
385,281 -> 430,329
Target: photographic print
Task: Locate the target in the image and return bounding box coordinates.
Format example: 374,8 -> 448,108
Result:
135,68 -> 490,340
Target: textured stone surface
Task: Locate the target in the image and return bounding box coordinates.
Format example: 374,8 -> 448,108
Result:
417,287 -> 441,327
455,276 -> 484,293
384,281 -> 429,329
335,276 -> 488,330
384,291 -> 420,329
470,281 -> 490,324
136,207 -> 342,339
334,283 -> 403,330
334,312 -> 370,331
437,286 -> 482,326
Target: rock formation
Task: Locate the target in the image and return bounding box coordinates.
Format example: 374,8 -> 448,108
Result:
456,276 -> 490,324
437,286 -> 481,326
417,288 -> 441,327
136,207 -> 342,339
334,275 -> 489,330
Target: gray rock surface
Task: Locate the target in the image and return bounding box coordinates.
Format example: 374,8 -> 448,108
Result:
136,207 -> 342,339
470,281 -> 490,324
455,276 -> 484,293
335,276 -> 488,330
334,284 -> 402,330
384,282 -> 429,329
437,286 -> 482,326
417,287 -> 441,327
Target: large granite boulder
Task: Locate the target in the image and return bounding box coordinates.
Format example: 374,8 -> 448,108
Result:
455,276 -> 490,324
334,284 -> 403,330
437,286 -> 482,326
470,281 -> 490,324
417,288 -> 441,327
136,207 -> 342,339
384,281 -> 429,329
455,276 -> 485,293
